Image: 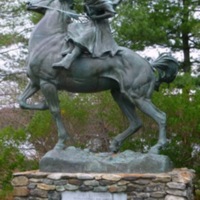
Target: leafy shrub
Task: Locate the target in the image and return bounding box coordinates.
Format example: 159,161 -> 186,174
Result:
0,127 -> 38,197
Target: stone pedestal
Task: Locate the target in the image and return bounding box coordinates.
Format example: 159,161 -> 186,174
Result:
39,147 -> 173,173
12,168 -> 195,200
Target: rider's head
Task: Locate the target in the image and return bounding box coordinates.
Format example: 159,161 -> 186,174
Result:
85,0 -> 115,13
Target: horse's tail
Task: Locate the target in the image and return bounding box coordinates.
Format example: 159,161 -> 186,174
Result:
150,53 -> 179,91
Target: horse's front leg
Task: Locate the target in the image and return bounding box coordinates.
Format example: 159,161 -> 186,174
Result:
18,81 -> 48,110
40,81 -> 69,150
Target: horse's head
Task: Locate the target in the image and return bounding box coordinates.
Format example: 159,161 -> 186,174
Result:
26,0 -> 74,14
26,0 -> 51,13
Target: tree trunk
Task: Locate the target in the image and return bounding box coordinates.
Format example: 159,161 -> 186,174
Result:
182,33 -> 191,72
181,0 -> 191,72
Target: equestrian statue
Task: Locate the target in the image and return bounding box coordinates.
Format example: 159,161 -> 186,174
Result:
19,0 -> 179,154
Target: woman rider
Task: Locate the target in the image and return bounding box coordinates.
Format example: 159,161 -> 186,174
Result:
52,0 -> 119,70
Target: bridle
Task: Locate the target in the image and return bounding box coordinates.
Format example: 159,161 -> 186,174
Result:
28,0 -> 86,19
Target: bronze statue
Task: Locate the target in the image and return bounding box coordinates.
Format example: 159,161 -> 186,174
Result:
19,0 -> 179,154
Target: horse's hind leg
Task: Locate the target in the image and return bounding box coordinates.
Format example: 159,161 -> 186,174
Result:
40,81 -> 69,150
18,81 -> 48,110
109,90 -> 142,152
135,98 -> 167,154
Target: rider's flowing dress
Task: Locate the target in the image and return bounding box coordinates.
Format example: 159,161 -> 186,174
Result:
66,17 -> 119,57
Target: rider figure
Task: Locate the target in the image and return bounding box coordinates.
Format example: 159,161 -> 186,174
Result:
52,0 -> 119,70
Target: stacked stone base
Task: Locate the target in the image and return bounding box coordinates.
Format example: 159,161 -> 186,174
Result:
12,168 -> 195,200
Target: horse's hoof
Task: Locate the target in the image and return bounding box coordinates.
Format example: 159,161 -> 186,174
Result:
109,139 -> 121,153
148,142 -> 167,154
148,146 -> 160,154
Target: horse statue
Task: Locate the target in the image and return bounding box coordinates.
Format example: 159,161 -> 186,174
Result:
19,0 -> 179,154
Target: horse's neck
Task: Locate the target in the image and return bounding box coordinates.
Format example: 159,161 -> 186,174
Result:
34,11 -> 68,36
29,6 -> 70,51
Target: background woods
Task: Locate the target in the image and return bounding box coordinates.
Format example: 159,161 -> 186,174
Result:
113,0 -> 200,73
0,0 -> 200,199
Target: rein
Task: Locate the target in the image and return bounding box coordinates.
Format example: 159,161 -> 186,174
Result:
33,4 -> 88,20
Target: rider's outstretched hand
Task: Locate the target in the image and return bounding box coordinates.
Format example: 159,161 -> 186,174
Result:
69,13 -> 80,20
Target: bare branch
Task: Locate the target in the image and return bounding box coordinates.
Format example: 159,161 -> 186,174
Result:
0,47 -> 21,54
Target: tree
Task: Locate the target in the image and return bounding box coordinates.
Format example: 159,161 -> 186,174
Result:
0,2 -> 43,196
0,0 -> 30,68
113,0 -> 200,72
0,0 -> 31,108
0,108 -> 38,198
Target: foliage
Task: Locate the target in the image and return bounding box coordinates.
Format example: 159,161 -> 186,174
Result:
0,0 -> 29,48
29,13 -> 44,25
59,92 -> 128,149
26,109 -> 58,155
113,0 -> 200,72
113,2 -> 167,50
0,0 -> 31,108
159,75 -> 200,193
0,126 -> 38,197
28,110 -> 52,138
157,84 -> 200,169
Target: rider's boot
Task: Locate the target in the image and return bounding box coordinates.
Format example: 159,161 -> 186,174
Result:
52,55 -> 72,69
52,46 -> 81,70
61,41 -> 74,56
61,43 -> 74,56
61,49 -> 71,56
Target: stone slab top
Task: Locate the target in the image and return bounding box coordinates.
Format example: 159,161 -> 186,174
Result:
13,168 -> 195,184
